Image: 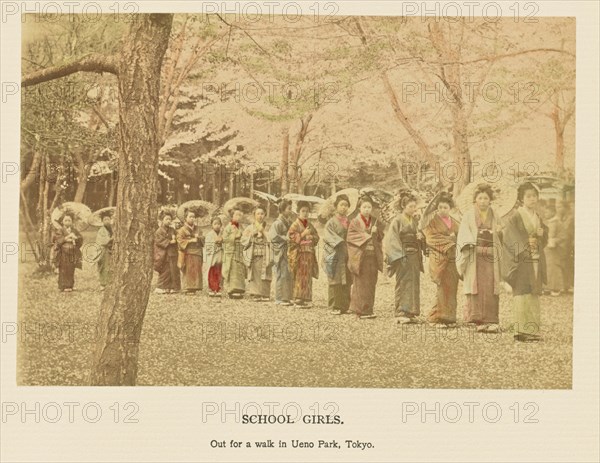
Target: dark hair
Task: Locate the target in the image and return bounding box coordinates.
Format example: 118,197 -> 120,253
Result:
253,205 -> 266,215
231,207 -> 243,216
297,200 -> 310,212
334,194 -> 350,208
159,210 -> 173,220
436,192 -> 454,209
100,210 -> 113,219
357,196 -> 374,208
398,191 -> 417,211
211,216 -> 222,225
473,183 -> 494,202
517,182 -> 539,202
60,212 -> 75,224
184,209 -> 195,218
278,199 -> 292,214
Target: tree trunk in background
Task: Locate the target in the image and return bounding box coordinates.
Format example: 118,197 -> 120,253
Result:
90,14 -> 173,386
281,127 -> 289,195
381,71 -> 438,170
73,151 -> 89,203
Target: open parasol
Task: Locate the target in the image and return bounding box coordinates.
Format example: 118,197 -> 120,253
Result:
253,190 -> 279,204
318,188 -> 360,223
223,197 -> 259,217
51,202 -> 92,231
88,206 -> 116,227
177,200 -> 218,226
456,179 -> 518,219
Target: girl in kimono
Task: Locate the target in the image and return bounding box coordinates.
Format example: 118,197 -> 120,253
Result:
423,193 -> 460,326
222,208 -> 246,299
322,194 -> 352,315
288,201 -> 320,307
177,210 -> 204,293
347,197 -> 384,319
242,206 -> 272,301
95,211 -> 114,290
502,182 -> 548,342
384,192 -> 423,323
456,183 -> 503,333
153,211 -> 181,294
267,200 -> 294,306
52,213 -> 83,292
203,217 -> 223,296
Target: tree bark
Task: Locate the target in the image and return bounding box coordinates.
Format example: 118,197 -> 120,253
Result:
73,150 -> 89,203
22,53 -> 117,87
289,115 -> 312,194
281,126 -> 290,195
89,14 -> 174,386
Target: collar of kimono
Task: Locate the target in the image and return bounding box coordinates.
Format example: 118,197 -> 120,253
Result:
230,221 -> 239,228
477,206 -> 489,224
360,214 -> 371,228
439,214 -> 452,228
337,214 -> 349,227
518,206 -> 539,234
299,218 -> 308,228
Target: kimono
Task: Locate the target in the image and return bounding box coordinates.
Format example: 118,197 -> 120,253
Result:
288,218 -> 320,302
241,222 -> 272,298
423,214 -> 460,324
502,207 -> 548,337
177,223 -> 204,291
384,214 -> 423,317
52,226 -> 83,291
95,225 -> 113,287
154,225 -> 181,292
456,206 -> 503,324
203,230 -> 223,293
267,214 -> 293,303
545,215 -> 569,292
322,214 -> 352,313
222,222 -> 246,295
347,215 -> 384,316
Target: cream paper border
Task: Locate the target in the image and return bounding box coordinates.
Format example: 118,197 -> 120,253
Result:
1,1 -> 598,462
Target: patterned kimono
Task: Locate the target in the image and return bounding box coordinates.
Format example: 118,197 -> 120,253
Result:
95,225 -> 113,287
502,207 -> 548,337
384,214 -> 423,317
347,215 -> 384,316
423,214 -> 460,324
177,223 -> 204,291
288,218 -> 320,302
154,225 -> 181,292
203,230 -> 223,293
267,214 -> 293,303
456,206 -> 503,324
322,214 -> 352,313
52,226 -> 83,291
241,221 -> 272,298
222,222 -> 246,295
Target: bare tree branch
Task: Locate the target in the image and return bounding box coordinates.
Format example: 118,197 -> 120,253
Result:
22,53 -> 118,87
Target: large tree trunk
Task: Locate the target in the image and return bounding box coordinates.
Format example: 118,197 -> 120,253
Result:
90,14 -> 173,386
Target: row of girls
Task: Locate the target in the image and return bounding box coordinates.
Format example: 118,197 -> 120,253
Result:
51,182 -> 563,342
150,181 -> 556,342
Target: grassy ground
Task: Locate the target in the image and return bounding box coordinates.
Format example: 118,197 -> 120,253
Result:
17,230 -> 573,388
